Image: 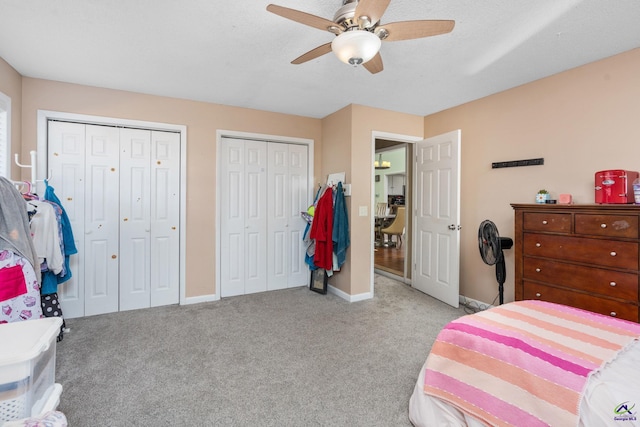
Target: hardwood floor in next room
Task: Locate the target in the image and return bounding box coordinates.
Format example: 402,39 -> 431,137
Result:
374,244 -> 405,277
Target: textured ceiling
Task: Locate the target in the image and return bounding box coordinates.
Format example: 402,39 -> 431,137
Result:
1,0 -> 639,119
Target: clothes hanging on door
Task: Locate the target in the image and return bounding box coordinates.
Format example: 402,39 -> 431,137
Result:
332,181 -> 350,269
26,183 -> 75,341
304,181 -> 350,275
41,181 -> 77,290
0,176 -> 43,323
309,185 -> 334,271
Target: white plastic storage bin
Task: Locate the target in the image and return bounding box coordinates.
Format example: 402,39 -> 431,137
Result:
0,317 -> 63,422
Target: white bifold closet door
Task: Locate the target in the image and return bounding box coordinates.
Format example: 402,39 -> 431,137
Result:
267,143 -> 309,290
220,137 -> 309,297
119,128 -> 180,311
47,121 -> 180,318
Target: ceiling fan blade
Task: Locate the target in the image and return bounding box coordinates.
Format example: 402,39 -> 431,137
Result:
363,52 -> 383,74
266,4 -> 342,33
354,0 -> 391,27
291,43 -> 333,65
379,20 -> 455,42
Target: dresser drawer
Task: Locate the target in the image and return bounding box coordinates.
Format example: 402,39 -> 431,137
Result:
523,281 -> 638,322
523,212 -> 571,233
523,257 -> 638,301
523,233 -> 639,269
575,214 -> 638,238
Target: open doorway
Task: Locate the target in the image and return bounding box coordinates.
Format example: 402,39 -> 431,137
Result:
373,139 -> 412,281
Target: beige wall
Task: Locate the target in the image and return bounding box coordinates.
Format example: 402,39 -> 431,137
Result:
424,47 -> 640,304
320,106 -> 353,295
350,105 -> 423,295
315,105 -> 423,297
0,57 -> 22,179
4,47 -> 639,306
19,78 -> 323,298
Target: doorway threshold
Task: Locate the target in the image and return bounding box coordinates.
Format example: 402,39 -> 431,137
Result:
374,268 -> 410,285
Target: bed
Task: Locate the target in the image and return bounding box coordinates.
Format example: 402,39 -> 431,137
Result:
409,300 -> 640,427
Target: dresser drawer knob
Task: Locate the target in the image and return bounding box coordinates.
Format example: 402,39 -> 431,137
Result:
600,223 -> 607,228
536,243 -> 541,247
542,220 -> 548,225
535,293 -> 541,297
610,312 -> 617,317
535,268 -> 541,272
610,281 -> 617,287
610,251 -> 617,257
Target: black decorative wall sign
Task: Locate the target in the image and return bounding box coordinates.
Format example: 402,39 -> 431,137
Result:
492,158 -> 544,169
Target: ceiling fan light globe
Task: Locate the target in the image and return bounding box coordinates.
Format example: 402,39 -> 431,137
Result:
331,30 -> 381,66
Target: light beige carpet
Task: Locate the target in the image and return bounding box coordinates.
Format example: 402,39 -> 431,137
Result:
55,275 -> 464,426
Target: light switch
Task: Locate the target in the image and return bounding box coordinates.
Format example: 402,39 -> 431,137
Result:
359,206 -> 368,216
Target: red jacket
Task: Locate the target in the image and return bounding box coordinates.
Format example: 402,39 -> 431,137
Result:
310,188 -> 334,270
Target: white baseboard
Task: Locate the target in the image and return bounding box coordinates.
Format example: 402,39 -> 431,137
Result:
459,295 -> 494,311
328,284 -> 373,302
181,294 -> 217,305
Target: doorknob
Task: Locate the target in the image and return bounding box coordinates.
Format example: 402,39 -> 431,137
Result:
448,224 -> 455,230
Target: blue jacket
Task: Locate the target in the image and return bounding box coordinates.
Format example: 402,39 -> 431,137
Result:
332,182 -> 350,268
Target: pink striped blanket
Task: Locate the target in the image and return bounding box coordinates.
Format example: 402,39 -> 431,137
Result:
423,300 -> 640,427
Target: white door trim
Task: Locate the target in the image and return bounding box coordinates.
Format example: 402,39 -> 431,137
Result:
36,110 -> 188,306
370,131 -> 423,298
215,130 -> 315,301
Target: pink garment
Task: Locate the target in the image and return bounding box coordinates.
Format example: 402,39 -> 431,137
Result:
0,250 -> 43,323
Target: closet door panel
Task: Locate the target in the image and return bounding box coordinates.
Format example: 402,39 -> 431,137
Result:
243,140 -> 267,294
119,128 -> 151,311
220,138 -> 247,297
150,131 -> 180,306
287,144 -> 309,287
47,121 -> 86,318
267,143 -> 289,291
84,125 -> 120,316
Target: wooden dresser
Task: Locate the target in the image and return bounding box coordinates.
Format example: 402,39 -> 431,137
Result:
512,204 -> 640,322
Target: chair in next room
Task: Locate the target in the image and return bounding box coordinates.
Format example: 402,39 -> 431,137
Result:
381,206 -> 405,248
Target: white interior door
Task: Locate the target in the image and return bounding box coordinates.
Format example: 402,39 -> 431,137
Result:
267,143 -> 309,290
47,121 -> 86,319
220,138 -> 268,297
119,128 -> 151,311
150,130 -> 181,307
267,143 -> 290,291
413,130 -> 461,307
286,144 -> 309,287
84,124 -> 121,316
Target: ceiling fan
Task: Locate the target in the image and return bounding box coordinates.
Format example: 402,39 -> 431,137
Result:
266,0 -> 455,74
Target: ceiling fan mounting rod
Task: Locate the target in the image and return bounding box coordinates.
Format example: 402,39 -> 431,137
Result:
333,0 -> 375,31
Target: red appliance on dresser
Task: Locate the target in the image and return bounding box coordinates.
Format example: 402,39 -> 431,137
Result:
595,170 -> 639,203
